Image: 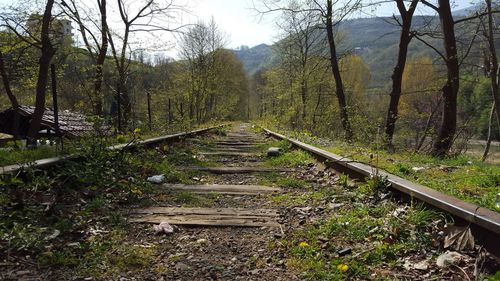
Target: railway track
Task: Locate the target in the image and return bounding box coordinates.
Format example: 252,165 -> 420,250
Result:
262,128 -> 500,258
1,123 -> 498,280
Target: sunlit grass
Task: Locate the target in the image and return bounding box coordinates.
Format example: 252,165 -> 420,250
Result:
327,144 -> 500,211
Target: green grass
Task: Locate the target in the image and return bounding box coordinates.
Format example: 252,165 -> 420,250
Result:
327,144 -> 500,211
255,124 -> 500,211
276,177 -> 310,189
265,149 -> 315,167
284,201 -> 445,280
270,187 -> 338,206
0,145 -> 57,166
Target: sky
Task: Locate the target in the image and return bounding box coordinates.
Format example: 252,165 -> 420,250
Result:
187,0 -> 476,50
188,0 -> 278,49
0,0 -> 478,57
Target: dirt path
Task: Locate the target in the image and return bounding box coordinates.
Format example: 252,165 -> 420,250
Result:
127,123 -> 301,280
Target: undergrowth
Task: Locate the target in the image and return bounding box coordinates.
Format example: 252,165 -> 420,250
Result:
255,124 -> 500,211
0,130 -> 182,277
284,201 -> 446,280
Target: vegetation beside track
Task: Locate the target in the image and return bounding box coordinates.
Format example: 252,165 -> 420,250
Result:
256,125 -> 500,212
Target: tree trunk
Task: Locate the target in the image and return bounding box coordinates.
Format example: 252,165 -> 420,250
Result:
431,0 -> 459,157
416,98 -> 442,152
0,51 -> 20,139
485,0 -> 500,132
326,0 -> 353,140
93,0 -> 108,116
482,102 -> 496,161
27,0 -> 56,143
384,0 -> 418,149
301,79 -> 307,121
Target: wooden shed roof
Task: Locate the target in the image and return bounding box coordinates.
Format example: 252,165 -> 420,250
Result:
17,105 -> 95,137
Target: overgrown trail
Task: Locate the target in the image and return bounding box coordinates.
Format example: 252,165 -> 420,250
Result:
128,123 -> 301,280
122,123 -> 498,280
15,123 -> 496,280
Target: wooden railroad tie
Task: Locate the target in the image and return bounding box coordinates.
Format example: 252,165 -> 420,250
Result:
198,151 -> 260,157
162,183 -> 281,195
182,166 -> 296,174
129,207 -> 280,227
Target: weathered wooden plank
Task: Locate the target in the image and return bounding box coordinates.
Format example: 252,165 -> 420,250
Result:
162,183 -> 281,195
215,143 -> 259,149
182,166 -> 295,174
129,215 -> 278,227
198,151 -> 260,157
204,147 -> 260,152
214,141 -> 265,145
129,207 -> 280,227
131,207 -> 278,216
219,137 -> 264,142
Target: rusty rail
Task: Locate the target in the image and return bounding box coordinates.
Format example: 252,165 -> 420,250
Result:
263,128 -> 500,256
0,125 -> 226,175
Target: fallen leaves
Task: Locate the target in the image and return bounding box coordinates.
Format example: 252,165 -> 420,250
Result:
443,226 -> 475,251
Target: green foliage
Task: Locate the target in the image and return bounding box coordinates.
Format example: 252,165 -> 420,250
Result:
359,175 -> 391,195
487,271 -> 500,281
38,249 -> 79,267
265,149 -> 314,167
174,191 -> 200,205
0,145 -> 57,166
318,140 -> 500,210
276,177 -> 309,189
338,174 -> 349,188
284,200 -> 442,280
154,160 -> 195,184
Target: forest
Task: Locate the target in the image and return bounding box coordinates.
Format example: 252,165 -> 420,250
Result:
0,0 -> 499,159
1,0 -> 500,280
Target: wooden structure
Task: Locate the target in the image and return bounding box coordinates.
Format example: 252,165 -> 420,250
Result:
162,183 -> 281,195
130,207 -> 280,227
0,105 -> 98,138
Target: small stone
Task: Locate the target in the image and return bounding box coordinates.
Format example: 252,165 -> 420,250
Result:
153,222 -> 174,235
175,262 -> 190,271
196,238 -> 208,244
249,269 -> 260,275
66,242 -> 81,248
337,248 -> 352,256
147,174 -> 165,184
412,167 -> 425,172
414,260 -> 429,271
317,236 -> 329,243
267,147 -> 282,157
328,203 -> 344,209
436,251 -> 463,267
16,270 -> 31,276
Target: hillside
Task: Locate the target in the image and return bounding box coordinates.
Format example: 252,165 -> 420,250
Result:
231,16 -> 441,83
232,44 -> 275,75
232,14 -> 487,88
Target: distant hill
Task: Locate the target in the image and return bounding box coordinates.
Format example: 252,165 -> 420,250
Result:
232,6 -> 495,87
231,16 -> 441,85
232,44 -> 275,75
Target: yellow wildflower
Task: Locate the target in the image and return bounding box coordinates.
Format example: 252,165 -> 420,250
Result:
298,241 -> 309,248
337,264 -> 349,272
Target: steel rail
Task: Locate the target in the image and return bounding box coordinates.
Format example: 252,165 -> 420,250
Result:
0,125 -> 226,175
263,128 -> 500,256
